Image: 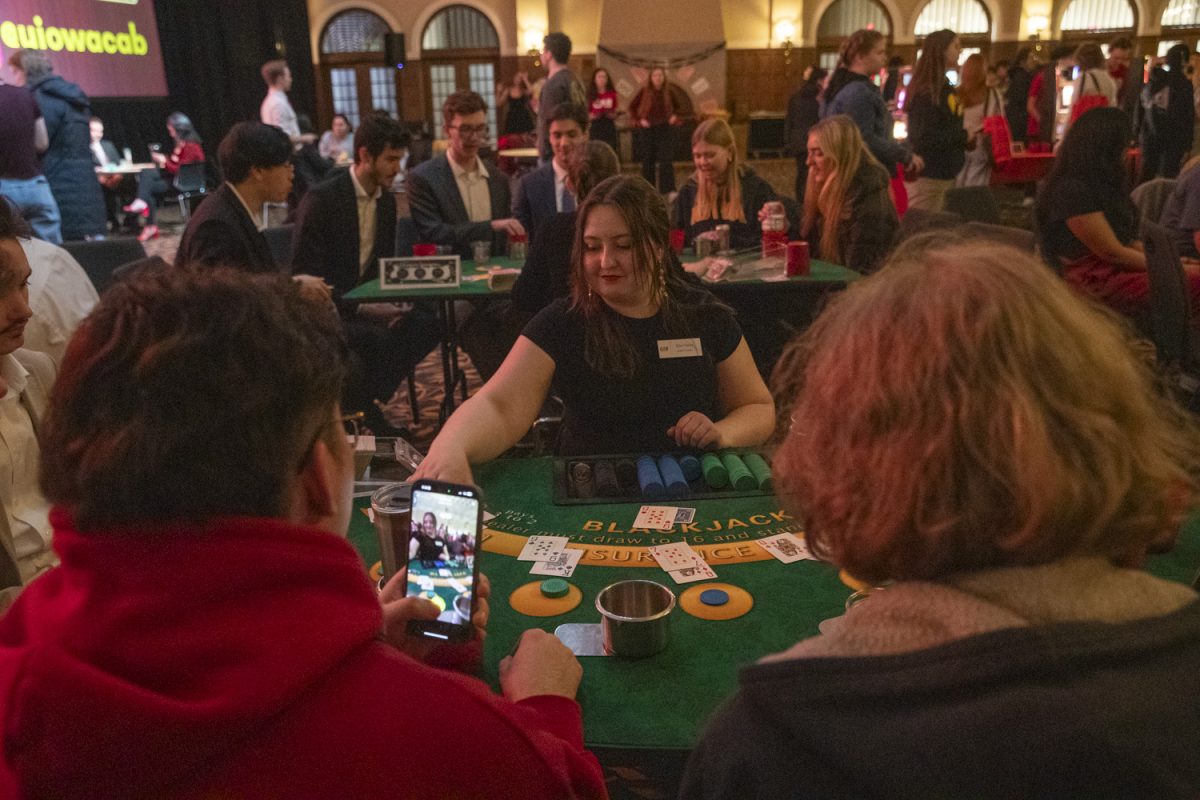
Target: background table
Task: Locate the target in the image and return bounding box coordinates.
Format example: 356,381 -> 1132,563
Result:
94,163 -> 155,175
348,457 -> 1200,753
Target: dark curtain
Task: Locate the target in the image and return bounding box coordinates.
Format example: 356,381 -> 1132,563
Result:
90,0 -> 315,181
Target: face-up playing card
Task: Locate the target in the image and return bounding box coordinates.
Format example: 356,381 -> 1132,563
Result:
757,533 -> 814,564
518,535 -> 569,562
668,559 -> 718,584
634,506 -> 678,531
649,542 -> 705,572
673,507 -> 696,524
529,547 -> 584,577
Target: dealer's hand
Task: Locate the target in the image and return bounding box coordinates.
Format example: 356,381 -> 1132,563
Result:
668,411 -> 723,450
411,444 -> 475,486
380,568 -> 492,658
499,629 -> 583,702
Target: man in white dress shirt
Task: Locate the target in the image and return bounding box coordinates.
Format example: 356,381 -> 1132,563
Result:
260,60 -> 315,148
513,102 -> 588,238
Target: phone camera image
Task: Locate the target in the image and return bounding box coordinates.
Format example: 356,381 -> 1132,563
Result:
408,485 -> 481,633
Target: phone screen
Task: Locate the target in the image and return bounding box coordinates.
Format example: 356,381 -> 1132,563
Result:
407,480 -> 482,641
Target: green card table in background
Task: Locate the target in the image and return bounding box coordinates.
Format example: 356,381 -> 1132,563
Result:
343,257 -> 862,422
348,457 -> 1200,753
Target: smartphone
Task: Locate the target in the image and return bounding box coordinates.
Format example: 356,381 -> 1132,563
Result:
405,479 -> 483,642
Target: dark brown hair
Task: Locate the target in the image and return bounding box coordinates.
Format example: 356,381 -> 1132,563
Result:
260,59 -> 288,86
40,266 -> 349,529
567,141 -> 620,201
441,89 -> 488,129
1075,42 -> 1106,72
908,29 -> 957,102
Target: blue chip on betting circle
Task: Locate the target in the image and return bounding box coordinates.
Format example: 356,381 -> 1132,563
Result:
700,589 -> 729,606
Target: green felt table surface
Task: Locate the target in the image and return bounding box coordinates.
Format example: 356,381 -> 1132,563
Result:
347,458 -> 1200,751
343,256 -> 860,302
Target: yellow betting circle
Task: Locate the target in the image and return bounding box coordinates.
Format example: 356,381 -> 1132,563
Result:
679,583 -> 754,621
509,580 -> 583,617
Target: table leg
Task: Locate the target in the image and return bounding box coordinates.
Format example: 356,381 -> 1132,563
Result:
438,299 -> 456,424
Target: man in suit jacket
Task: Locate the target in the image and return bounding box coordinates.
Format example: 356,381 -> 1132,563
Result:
292,114 -> 438,435
513,102 -> 587,238
89,117 -> 129,233
408,90 -> 525,259
177,122 -> 330,302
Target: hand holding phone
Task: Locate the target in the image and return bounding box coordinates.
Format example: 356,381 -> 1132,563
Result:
403,480 -> 484,643
499,629 -> 583,702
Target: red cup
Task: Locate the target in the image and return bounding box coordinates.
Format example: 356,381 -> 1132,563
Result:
412,243 -> 437,256
670,228 -> 685,254
786,241 -> 810,276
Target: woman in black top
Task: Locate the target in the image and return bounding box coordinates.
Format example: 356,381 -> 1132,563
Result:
785,67 -> 827,201
415,175 -> 774,479
497,72 -> 535,136
512,140 -> 621,314
1036,107 -> 1200,316
904,29 -> 967,211
1141,44 -> 1195,182
629,68 -> 683,193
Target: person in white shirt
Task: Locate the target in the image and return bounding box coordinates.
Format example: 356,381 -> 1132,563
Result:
0,200 -> 57,604
18,236 -> 98,366
1064,42 -> 1117,136
260,60 -> 315,148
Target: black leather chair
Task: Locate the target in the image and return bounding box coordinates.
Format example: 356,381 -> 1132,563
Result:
943,186 -> 1002,224
1142,219 -> 1200,408
61,237 -> 147,294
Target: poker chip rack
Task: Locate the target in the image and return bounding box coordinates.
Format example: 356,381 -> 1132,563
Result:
551,450 -> 776,506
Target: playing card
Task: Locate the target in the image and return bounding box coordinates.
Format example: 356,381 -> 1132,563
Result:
649,542 -> 705,572
757,533 -> 814,564
674,507 -> 696,524
518,535 -> 569,562
667,559 -> 718,584
634,505 -> 678,531
530,548 -> 584,577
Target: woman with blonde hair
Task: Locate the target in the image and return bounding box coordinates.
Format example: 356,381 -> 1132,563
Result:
683,234 -> 1200,798
801,114 -> 897,272
673,118 -> 784,250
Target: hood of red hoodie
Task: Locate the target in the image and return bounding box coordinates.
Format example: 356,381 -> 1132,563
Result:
0,510 -> 383,798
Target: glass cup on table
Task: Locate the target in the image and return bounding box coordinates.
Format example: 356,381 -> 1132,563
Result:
471,240 -> 491,264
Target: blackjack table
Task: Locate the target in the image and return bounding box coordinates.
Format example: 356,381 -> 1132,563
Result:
348,456 -> 1200,754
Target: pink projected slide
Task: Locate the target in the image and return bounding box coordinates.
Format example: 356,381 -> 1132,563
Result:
0,0 -> 167,98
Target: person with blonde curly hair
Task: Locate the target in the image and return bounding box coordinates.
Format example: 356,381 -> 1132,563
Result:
673,118 -> 785,250
801,114 -> 897,272
683,234 -> 1200,798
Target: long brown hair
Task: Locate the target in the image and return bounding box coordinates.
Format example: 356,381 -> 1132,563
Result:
634,68 -> 674,120
908,29 -> 957,102
569,175 -> 717,378
802,115 -> 882,265
689,118 -> 745,224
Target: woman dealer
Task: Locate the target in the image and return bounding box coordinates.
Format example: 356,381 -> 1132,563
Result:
416,175 -> 774,484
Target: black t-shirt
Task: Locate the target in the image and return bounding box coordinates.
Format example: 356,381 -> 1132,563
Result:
0,85 -> 42,180
522,297 -> 743,455
1037,177 -> 1138,265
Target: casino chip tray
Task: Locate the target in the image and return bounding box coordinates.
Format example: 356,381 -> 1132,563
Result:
552,450 -> 775,505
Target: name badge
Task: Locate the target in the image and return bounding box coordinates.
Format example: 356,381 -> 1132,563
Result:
658,338 -> 703,359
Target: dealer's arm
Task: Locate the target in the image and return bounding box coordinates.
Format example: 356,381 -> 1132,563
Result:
414,336 -> 555,485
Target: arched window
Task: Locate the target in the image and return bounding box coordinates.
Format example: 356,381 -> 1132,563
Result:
1060,0 -> 1136,34
914,0 -> 989,35
1163,0 -> 1200,29
317,8 -> 400,130
421,5 -> 501,136
321,9 -> 389,54
816,0 -> 893,70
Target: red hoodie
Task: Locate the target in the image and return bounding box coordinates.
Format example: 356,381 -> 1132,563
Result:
0,511 -> 606,799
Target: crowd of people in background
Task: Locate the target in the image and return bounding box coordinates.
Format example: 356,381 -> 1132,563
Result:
2,23 -> 1200,797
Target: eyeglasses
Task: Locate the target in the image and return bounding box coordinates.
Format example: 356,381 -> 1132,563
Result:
449,124 -> 489,138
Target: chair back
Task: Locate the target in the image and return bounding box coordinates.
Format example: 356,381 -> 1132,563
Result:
943,186 -> 1002,224
1142,219 -> 1194,368
262,224 -> 295,272
61,237 -> 147,294
172,161 -> 207,194
396,217 -> 417,257
897,207 -> 962,244
1131,177 -> 1177,232
962,221 -> 1036,252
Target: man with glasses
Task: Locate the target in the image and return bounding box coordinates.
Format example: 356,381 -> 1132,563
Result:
408,90 -> 525,259
0,265 -> 606,798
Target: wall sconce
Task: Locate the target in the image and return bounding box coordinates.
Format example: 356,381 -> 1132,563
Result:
522,27 -> 544,69
1026,15 -> 1049,38
774,18 -> 796,64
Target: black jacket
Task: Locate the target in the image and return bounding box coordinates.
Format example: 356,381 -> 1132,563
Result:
906,81 -> 968,179
784,81 -> 822,155
29,75 -> 106,240
291,169 -> 396,301
408,153 -> 512,259
176,183 -> 276,273
811,160 -> 897,273
673,167 -> 784,250
511,209 -> 575,314
681,600 -> 1200,800
1004,65 -> 1034,142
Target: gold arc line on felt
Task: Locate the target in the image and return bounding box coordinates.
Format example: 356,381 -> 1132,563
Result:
481,527 -> 778,566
